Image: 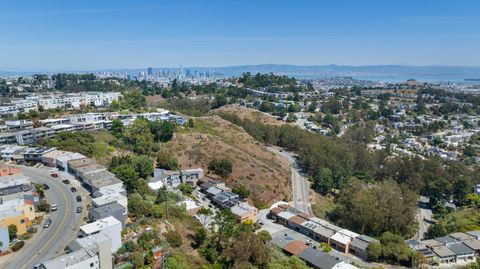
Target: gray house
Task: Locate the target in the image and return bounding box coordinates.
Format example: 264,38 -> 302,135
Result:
88,201 -> 126,228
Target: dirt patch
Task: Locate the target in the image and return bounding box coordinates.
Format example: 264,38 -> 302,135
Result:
146,95 -> 166,106
213,105 -> 290,126
168,116 -> 291,205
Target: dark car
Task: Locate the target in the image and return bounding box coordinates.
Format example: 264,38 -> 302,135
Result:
42,183 -> 49,190
44,218 -> 52,228
76,206 -> 82,213
70,187 -> 77,193
76,195 -> 82,202
62,179 -> 70,184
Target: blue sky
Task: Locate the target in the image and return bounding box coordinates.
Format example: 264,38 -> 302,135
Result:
0,0 -> 479,70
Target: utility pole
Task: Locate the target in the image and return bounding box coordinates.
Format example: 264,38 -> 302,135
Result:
164,187 -> 168,221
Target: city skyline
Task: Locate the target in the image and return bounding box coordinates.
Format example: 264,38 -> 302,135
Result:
1,0 -> 480,70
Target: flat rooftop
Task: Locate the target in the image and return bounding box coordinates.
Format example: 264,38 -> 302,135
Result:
42,247 -> 98,269
80,216 -> 121,235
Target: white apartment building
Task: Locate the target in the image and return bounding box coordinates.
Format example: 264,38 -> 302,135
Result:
79,216 -> 122,254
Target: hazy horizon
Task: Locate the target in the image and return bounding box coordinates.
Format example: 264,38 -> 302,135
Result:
1,0 -> 480,70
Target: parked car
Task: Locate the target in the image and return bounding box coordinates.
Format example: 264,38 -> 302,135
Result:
62,179 -> 70,184
76,206 -> 82,213
42,183 -> 49,190
51,203 -> 58,211
44,218 -> 52,228
76,196 -> 82,202
70,187 -> 77,193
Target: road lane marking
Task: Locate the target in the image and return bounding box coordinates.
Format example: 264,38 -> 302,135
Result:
20,171 -> 73,269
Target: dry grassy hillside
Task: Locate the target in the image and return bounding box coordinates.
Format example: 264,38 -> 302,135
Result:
213,105 -> 291,126
168,116 -> 291,207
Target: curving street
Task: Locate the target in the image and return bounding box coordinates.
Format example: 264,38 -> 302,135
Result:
2,166 -> 82,269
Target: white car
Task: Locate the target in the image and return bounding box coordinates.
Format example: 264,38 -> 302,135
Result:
51,203 -> 58,211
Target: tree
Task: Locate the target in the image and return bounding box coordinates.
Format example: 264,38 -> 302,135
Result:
334,179 -> 418,237
112,164 -> 140,193
367,242 -> 382,261
131,155 -> 153,179
320,242 -> 332,252
286,112 -> 297,122
257,230 -> 272,243
8,224 -> 17,240
212,95 -> 228,109
178,183 -> 193,194
463,145 -> 476,157
379,232 -> 412,264
194,227 -> 207,247
312,168 -> 334,195
124,119 -> 154,154
37,200 -> 50,212
426,223 -> 448,239
208,158 -> 232,179
222,231 -> 270,268
165,230 -> 183,248
156,148 -> 179,170
188,118 -> 195,128
149,120 -> 175,143
232,185 -> 251,198
145,250 -> 154,265
110,119 -> 124,139
131,251 -> 144,268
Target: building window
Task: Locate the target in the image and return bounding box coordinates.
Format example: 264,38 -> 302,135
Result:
20,219 -> 25,224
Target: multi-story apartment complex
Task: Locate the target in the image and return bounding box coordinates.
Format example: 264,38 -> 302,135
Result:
0,92 -> 122,116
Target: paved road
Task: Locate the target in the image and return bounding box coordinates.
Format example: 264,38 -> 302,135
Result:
268,146 -> 311,214
3,166 -> 81,269
417,207 -> 433,240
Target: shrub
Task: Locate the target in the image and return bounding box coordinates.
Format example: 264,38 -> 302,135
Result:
208,158 -> 232,178
11,241 -> 24,252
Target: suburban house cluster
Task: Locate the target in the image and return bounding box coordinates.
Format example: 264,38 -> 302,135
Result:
149,168 -> 258,223
199,178 -> 258,223
407,231 -> 480,265
269,204 -> 378,260
271,233 -> 360,269
0,165 -> 38,252
0,109 -> 187,145
0,145 -> 126,269
0,91 -> 122,116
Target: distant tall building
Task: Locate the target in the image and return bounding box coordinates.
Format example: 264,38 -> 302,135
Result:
147,67 -> 153,76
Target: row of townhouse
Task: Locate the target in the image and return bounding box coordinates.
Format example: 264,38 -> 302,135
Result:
0,100 -> 38,116
0,92 -> 121,116
0,110 -> 187,145
0,165 -> 39,251
17,146 -> 128,269
407,232 -> 480,265
269,204 -> 378,260
271,233 -> 359,269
